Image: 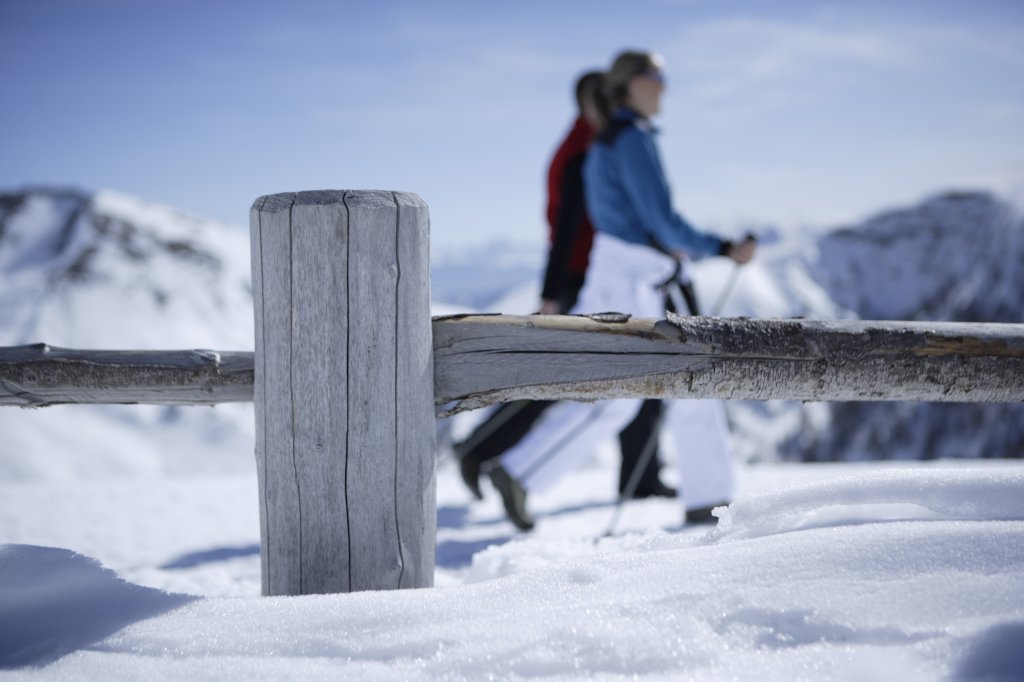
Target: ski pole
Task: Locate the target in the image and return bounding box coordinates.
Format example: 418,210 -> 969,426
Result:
603,405 -> 665,537
711,233 -> 756,316
711,264 -> 741,316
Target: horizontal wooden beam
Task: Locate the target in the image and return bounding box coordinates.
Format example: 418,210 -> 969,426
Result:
0,344 -> 254,407
433,314 -> 1024,414
3,315 -> 1023,412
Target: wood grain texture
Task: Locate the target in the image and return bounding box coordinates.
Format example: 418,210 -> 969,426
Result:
290,197 -> 350,594
344,190 -> 402,592
250,190 -> 434,596
0,345 -> 253,406
394,192 -> 435,589
433,314 -> 1024,414
253,194 -> 302,596
5,313 -> 1021,414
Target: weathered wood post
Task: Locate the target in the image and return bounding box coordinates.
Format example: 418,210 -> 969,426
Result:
250,190 -> 435,595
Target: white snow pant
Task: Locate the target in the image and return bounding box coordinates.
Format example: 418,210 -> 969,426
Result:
500,232 -> 736,512
665,399 -> 734,510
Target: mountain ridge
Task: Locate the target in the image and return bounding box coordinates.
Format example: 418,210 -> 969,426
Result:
0,185 -> 1020,478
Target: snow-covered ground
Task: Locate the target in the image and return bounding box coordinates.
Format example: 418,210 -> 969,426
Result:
3,449 -> 1024,680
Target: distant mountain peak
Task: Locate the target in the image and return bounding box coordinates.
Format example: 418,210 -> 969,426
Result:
813,190 -> 1022,323
0,186 -> 252,349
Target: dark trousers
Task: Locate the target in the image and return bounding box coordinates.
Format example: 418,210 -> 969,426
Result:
455,272 -> 688,496
616,398 -> 664,494
454,397 -> 665,495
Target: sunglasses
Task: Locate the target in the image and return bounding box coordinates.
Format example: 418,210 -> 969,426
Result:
641,69 -> 666,85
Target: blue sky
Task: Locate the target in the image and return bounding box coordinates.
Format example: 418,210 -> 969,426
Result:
2,0 -> 1023,255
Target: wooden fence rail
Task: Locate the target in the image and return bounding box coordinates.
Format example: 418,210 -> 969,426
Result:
4,316 -> 1023,409
433,313 -> 1024,413
2,189 -> 1023,598
0,345 -> 253,407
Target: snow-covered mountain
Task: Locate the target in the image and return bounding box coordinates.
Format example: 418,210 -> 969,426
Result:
431,240 -> 542,310
793,192 -> 1024,461
0,186 -> 254,349
813,191 -> 1021,323
1,186 -> 1021,479
0,187 -> 257,479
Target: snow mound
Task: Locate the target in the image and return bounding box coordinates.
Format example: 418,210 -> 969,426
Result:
708,468 -> 1024,542
3,466 -> 1024,679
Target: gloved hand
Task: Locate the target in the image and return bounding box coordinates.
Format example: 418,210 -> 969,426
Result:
727,235 -> 757,264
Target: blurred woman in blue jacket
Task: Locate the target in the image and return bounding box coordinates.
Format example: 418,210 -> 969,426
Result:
585,51 -> 754,263
496,50 -> 755,528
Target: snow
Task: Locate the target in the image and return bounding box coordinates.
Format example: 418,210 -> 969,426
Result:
2,187 -> 1024,678
0,188 -> 254,350
3,447 -> 1024,679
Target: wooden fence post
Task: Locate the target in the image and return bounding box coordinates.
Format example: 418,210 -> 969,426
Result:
250,190 -> 435,596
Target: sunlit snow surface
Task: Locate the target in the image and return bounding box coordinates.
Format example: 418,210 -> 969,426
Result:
2,456 -> 1024,680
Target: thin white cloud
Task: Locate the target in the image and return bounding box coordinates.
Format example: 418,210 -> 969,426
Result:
665,16 -> 916,105
308,36 -> 587,131
899,23 -> 1024,70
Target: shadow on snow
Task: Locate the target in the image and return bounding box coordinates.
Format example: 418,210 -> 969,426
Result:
0,544 -> 197,669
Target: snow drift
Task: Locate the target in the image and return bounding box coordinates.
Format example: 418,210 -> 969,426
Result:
2,466 -> 1023,680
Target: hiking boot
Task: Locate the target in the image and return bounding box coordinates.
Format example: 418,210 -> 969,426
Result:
458,451 -> 484,500
487,465 -> 535,531
685,503 -> 728,525
632,480 -> 677,499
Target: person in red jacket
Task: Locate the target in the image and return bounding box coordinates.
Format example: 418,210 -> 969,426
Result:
537,72 -> 602,315
456,71 -> 674,529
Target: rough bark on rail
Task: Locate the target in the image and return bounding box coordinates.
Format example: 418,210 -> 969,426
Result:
433,314 -> 1024,415
0,344 -> 254,407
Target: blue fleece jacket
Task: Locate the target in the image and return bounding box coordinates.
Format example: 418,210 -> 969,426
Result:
583,108 -> 724,257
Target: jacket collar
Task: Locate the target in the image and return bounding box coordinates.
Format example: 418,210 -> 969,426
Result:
613,107 -> 658,134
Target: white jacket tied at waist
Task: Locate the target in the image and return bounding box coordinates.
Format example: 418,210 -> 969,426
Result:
500,232 -> 735,515
574,232 -> 678,317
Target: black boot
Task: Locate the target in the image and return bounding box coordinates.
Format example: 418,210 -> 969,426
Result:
459,451 -> 485,500
619,399 -> 676,499
634,480 -> 677,499
487,465 -> 535,531
454,400 -> 554,501
686,503 -> 728,524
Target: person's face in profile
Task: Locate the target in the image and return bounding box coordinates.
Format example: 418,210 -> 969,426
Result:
629,69 -> 666,118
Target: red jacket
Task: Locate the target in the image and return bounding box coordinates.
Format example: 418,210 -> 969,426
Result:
543,117 -> 595,300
